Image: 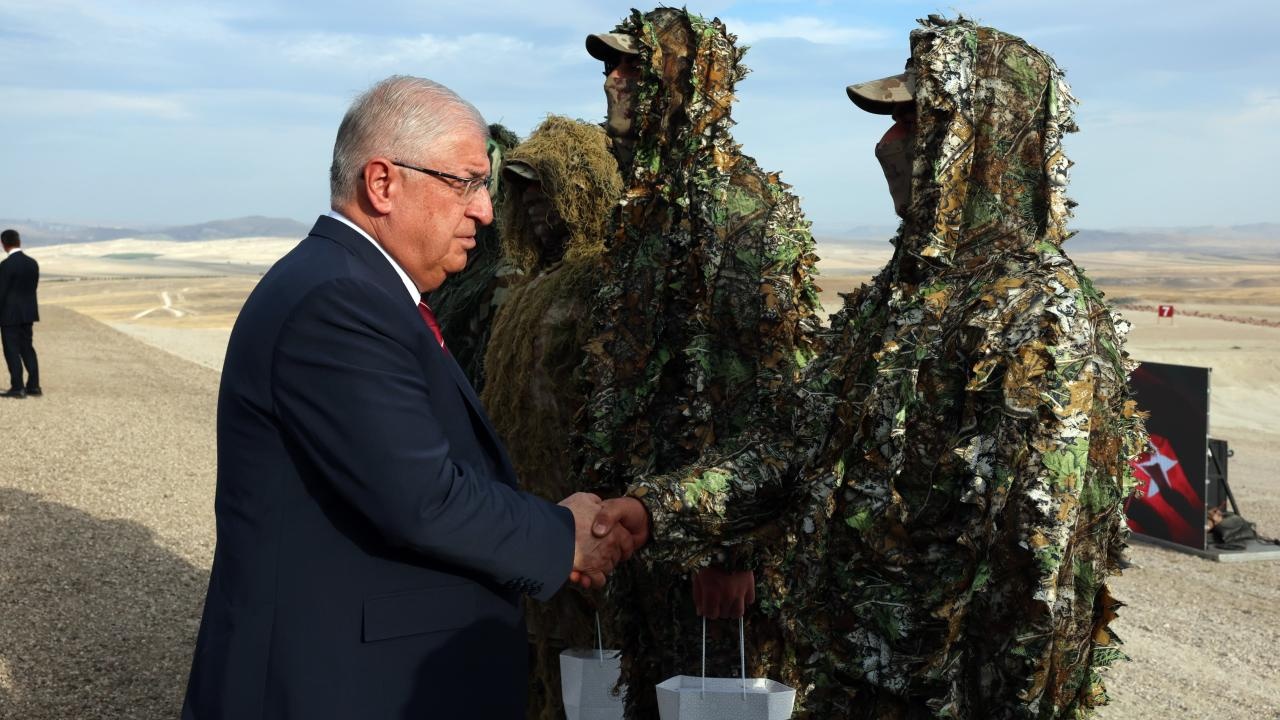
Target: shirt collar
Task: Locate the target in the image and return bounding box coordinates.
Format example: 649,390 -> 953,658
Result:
326,210 -> 420,305
5,247 -> 21,257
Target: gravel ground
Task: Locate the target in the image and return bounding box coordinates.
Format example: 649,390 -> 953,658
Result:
0,306 -> 216,719
1,306 -> 1277,719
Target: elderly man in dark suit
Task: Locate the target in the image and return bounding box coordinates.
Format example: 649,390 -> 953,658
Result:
0,228 -> 40,399
181,75 -> 648,720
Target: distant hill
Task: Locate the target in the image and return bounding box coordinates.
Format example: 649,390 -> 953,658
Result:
6,216 -> 1277,255
816,223 -> 1279,255
1068,224 -> 1279,255
813,224 -> 898,246
0,216 -> 310,246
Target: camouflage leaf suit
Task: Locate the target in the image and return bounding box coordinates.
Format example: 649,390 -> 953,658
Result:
577,8 -> 822,718
774,17 -> 1146,719
453,8 -> 822,719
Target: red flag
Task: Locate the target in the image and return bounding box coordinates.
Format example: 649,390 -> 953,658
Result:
1157,304 -> 1175,318
1126,433 -> 1202,546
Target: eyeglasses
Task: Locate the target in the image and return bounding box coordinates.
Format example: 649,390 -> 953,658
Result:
392,161 -> 491,200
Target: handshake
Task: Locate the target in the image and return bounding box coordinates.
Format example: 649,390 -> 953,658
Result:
556,493 -> 758,618
558,493 -> 650,589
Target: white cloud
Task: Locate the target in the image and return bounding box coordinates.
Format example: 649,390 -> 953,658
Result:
4,0 -> 246,46
1226,88 -> 1280,127
722,16 -> 890,46
0,87 -> 193,120
1084,86 -> 1280,133
279,32 -> 541,72
2,0 -> 1277,228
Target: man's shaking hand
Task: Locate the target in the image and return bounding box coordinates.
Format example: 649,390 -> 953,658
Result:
559,494 -> 651,589
559,493 -> 642,589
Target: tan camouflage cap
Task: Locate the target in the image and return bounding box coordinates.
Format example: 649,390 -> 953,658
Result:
846,71 -> 915,115
586,32 -> 640,61
502,160 -> 539,181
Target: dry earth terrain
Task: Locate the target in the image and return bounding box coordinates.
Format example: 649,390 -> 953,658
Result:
1,237 -> 1277,718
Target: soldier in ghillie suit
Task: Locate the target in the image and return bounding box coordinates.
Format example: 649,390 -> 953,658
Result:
473,8 -> 823,718
772,16 -> 1147,719
577,7 -> 823,718
475,115 -> 625,719
483,115 -> 622,527
427,123 -> 520,391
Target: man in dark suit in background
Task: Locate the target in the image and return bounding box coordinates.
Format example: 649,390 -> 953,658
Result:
182,75 -> 648,720
0,229 -> 40,399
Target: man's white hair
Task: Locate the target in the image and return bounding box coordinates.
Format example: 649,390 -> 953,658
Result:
329,75 -> 488,204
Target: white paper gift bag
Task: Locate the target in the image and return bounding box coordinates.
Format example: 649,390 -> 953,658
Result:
559,612 -> 625,720
655,618 -> 795,720
655,676 -> 795,720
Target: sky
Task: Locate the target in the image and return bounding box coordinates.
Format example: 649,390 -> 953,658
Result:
1,0 -> 1277,235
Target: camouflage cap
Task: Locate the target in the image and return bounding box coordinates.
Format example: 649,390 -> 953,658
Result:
586,32 -> 640,61
846,71 -> 915,115
502,159 -> 539,181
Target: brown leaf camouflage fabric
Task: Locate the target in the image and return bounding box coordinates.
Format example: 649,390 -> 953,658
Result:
576,8 -> 822,719
766,17 -> 1146,719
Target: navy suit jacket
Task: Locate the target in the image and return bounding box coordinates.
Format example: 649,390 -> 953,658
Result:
183,216 -> 575,719
0,250 -> 39,326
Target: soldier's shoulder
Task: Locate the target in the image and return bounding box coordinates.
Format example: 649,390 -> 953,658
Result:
724,155 -> 806,231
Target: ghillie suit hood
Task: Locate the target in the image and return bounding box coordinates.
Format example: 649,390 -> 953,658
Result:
483,117 -> 619,507
497,115 -> 622,272
788,16 -> 1147,719
575,8 -> 823,718
426,123 -> 520,390
580,6 -> 821,505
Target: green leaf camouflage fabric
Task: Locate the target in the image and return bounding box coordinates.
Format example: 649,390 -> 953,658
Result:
575,8 -> 822,718
766,17 -> 1147,719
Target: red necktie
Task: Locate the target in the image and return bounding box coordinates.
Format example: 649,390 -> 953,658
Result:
418,301 -> 446,350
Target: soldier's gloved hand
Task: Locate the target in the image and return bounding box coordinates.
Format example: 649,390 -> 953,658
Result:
693,567 -> 756,619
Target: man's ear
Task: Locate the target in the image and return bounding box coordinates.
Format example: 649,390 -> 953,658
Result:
362,158 -> 397,215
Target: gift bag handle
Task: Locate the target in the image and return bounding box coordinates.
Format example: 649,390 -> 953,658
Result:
596,611 -> 606,666
700,616 -> 749,699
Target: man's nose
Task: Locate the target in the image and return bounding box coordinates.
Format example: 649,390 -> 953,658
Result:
467,186 -> 495,226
